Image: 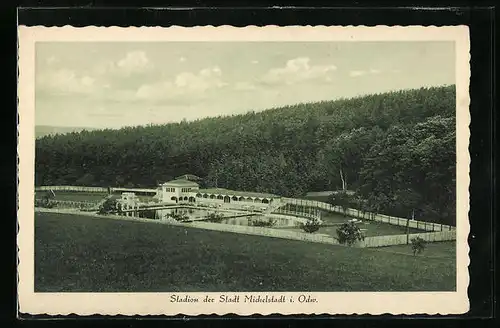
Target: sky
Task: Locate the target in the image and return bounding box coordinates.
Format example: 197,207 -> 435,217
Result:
35,41 -> 455,129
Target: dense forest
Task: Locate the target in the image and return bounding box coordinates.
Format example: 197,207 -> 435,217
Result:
35,86 -> 456,225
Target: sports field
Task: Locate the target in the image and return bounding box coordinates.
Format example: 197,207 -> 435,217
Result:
35,212 -> 456,293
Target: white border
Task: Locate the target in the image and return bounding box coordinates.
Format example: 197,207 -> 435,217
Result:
17,25 -> 470,316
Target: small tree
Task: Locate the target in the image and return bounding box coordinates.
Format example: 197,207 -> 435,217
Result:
301,217 -> 321,233
98,198 -> 117,214
410,237 -> 427,256
336,221 -> 365,246
329,191 -> 352,217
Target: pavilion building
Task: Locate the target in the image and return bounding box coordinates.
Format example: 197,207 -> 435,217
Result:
159,179 -> 200,204
157,179 -> 281,210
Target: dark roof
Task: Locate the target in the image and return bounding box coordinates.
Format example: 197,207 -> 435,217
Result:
197,188 -> 279,199
176,174 -> 203,181
162,179 -> 200,187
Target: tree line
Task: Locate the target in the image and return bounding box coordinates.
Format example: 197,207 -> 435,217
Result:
35,85 -> 456,225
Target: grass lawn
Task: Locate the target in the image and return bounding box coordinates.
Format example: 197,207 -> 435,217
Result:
35,212 -> 456,293
378,241 -> 456,258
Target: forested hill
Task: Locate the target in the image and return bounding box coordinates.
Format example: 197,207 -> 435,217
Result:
36,85 -> 456,224
35,125 -> 98,139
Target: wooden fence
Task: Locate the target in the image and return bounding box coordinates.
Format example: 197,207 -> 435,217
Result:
359,230 -> 456,248
281,197 -> 455,232
35,186 -> 108,193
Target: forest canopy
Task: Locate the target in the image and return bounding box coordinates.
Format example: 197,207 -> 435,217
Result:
35,85 -> 456,225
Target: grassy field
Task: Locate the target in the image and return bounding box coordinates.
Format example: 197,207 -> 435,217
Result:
35,212 -> 456,292
378,241 -> 456,258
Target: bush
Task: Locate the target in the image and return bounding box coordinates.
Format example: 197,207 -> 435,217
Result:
251,219 -> 276,227
35,197 -> 56,209
336,221 -> 365,246
206,212 -> 225,223
301,217 -> 321,233
139,210 -> 157,220
98,198 -> 117,215
410,237 -> 427,256
168,212 -> 190,222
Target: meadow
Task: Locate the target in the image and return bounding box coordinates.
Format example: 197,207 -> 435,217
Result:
35,212 -> 456,293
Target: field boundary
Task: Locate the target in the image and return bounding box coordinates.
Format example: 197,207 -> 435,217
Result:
35,185 -> 456,233
35,208 -> 456,248
281,197 -> 456,232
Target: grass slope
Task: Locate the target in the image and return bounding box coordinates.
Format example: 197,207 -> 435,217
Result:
35,212 -> 456,292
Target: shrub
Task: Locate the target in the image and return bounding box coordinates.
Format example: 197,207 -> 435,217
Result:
251,219 -> 276,227
98,198 -> 117,215
35,197 -> 56,209
336,221 -> 365,246
168,212 -> 190,222
139,210 -> 157,220
410,237 -> 427,256
206,212 -> 225,223
301,217 -> 321,233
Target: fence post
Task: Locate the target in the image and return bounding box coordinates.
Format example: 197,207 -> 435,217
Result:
406,218 -> 410,244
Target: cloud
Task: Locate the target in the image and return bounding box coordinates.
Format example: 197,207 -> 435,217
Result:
261,57 -> 337,85
175,66 -> 226,91
117,51 -> 151,74
251,60 -> 259,64
350,69 -> 383,77
37,69 -> 96,95
179,57 -> 187,62
136,66 -> 227,101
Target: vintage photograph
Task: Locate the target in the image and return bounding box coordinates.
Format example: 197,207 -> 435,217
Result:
18,26 -> 470,315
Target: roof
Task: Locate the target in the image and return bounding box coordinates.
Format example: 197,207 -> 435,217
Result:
113,188 -> 157,193
161,179 -> 200,187
176,174 -> 203,181
305,190 -> 356,197
197,188 -> 279,199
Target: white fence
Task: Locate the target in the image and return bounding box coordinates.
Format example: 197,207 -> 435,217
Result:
281,197 -> 455,232
35,186 -> 108,193
186,221 -> 339,245
360,230 -> 456,248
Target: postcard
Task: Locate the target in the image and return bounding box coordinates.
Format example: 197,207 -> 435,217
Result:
17,25 -> 470,316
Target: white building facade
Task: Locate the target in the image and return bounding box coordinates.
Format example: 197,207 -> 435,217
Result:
159,179 -> 200,204
157,179 -> 282,212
